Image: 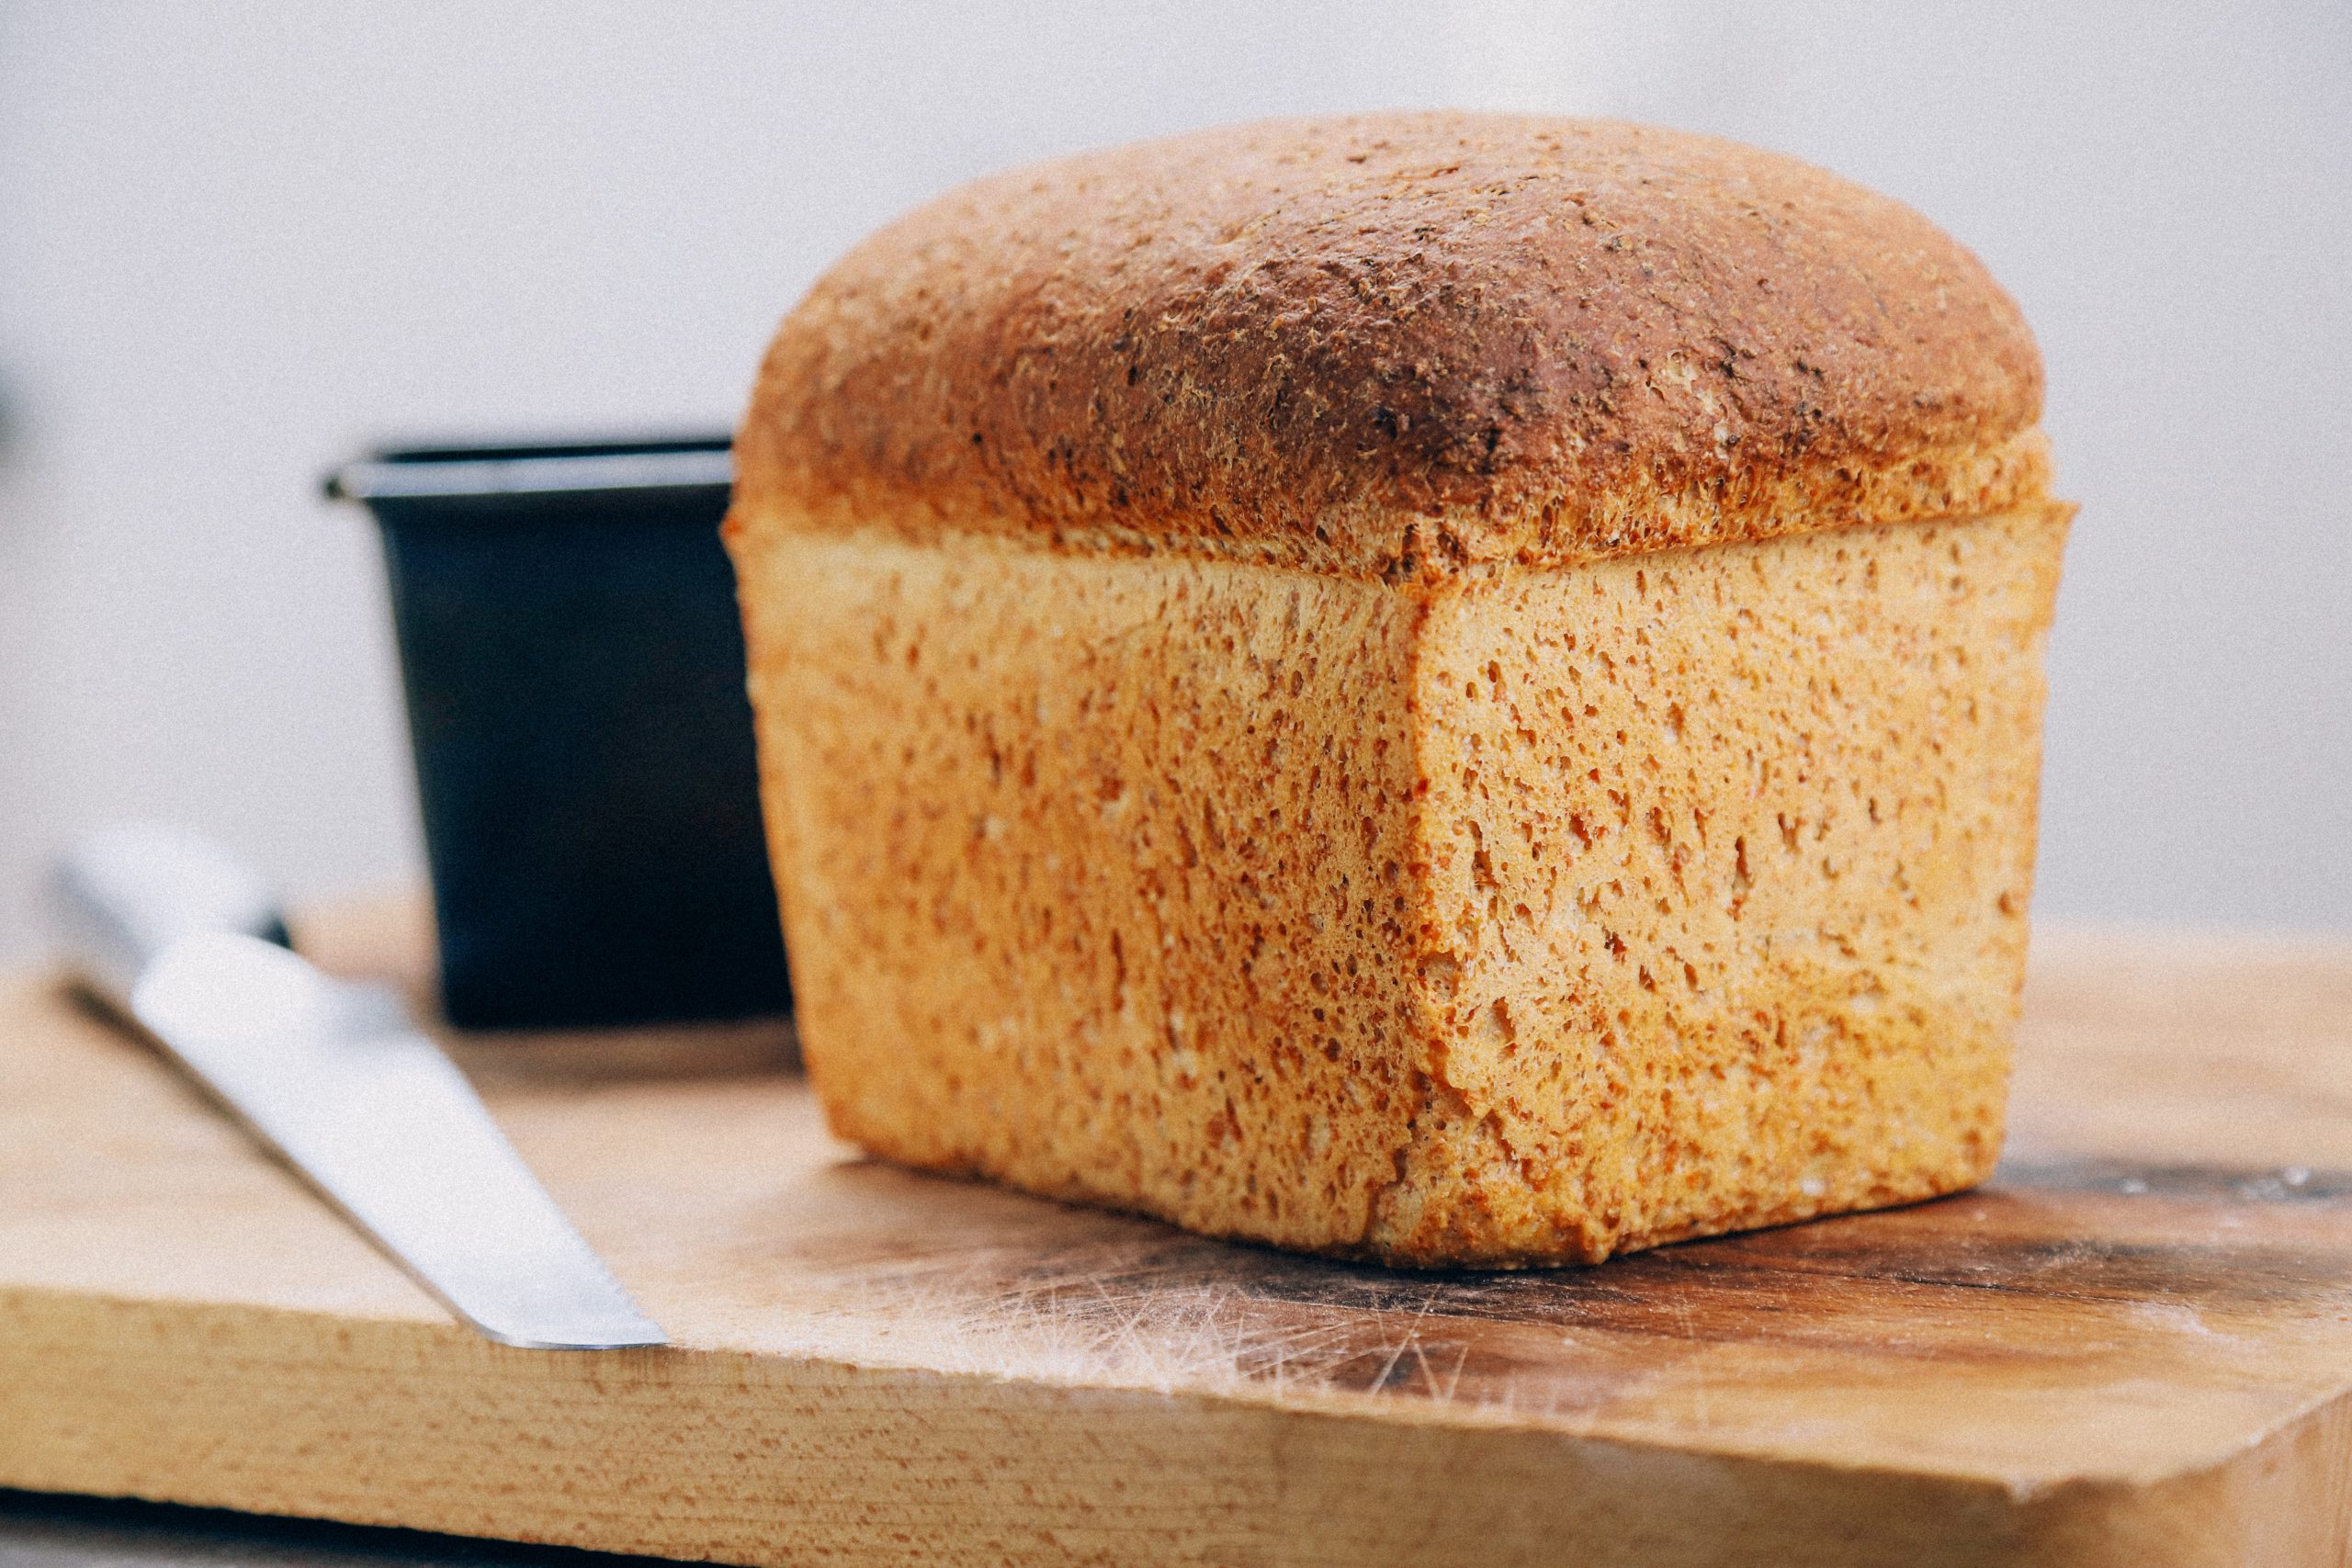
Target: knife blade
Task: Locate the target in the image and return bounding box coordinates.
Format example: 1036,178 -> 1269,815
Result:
50,825 -> 667,1350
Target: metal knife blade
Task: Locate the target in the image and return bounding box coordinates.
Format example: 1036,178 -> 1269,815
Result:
51,826 -> 667,1350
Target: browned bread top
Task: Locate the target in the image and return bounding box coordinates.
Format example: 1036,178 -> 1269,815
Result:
737,111 -> 2049,580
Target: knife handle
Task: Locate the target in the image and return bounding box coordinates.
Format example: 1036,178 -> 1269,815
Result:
50,825 -> 290,1011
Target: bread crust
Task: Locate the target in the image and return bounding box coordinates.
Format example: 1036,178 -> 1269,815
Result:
736,112 -> 2048,581
728,113 -> 2073,1267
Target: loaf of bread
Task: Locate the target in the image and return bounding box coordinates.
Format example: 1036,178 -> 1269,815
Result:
727,113 -> 2071,1267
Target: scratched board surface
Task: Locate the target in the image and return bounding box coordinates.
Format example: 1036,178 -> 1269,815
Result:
2,903 -> 2349,1567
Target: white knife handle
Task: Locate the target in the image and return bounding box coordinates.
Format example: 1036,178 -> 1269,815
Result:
49,824 -> 288,1012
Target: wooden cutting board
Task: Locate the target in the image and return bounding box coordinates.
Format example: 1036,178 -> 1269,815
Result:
3,899 -> 2349,1568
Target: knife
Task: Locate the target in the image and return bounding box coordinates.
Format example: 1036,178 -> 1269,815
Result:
49,824 -> 667,1350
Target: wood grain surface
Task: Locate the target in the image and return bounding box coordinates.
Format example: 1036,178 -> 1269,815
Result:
2,899 -> 2348,1567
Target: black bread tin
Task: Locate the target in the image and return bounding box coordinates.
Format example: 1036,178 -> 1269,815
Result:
326,437 -> 789,1030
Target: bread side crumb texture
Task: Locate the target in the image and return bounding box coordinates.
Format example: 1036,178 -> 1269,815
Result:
737,111 -> 2049,580
734,504 -> 2070,1265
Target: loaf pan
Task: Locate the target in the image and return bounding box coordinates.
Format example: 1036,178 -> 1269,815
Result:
326,437 -> 789,1030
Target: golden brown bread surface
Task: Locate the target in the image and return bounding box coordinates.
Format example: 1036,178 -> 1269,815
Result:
729,112 -> 2072,1266
735,508 -> 2069,1265
736,112 -> 2048,580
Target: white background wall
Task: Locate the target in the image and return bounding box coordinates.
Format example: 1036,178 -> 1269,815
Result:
1,1 -> 2346,958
